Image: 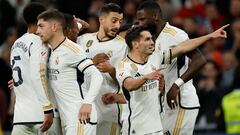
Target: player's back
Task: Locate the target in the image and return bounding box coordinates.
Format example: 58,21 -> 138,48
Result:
10,33 -> 45,123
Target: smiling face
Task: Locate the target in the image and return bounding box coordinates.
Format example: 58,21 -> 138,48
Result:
137,30 -> 155,55
36,18 -> 53,43
100,12 -> 123,38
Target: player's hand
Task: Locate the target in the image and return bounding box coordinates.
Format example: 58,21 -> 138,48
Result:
102,92 -> 118,105
158,74 -> 165,93
96,61 -> 114,73
8,79 -> 14,90
40,112 -> 53,132
144,69 -> 163,80
167,84 -> 180,109
209,24 -> 229,39
92,53 -> 109,65
79,104 -> 92,124
73,15 -> 90,31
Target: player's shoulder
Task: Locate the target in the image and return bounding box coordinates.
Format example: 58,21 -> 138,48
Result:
77,32 -> 97,44
78,32 -> 97,39
116,56 -> 131,69
114,35 -> 125,42
62,38 -> 82,54
162,22 -> 188,39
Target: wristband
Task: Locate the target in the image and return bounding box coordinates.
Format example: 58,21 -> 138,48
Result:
174,78 -> 184,87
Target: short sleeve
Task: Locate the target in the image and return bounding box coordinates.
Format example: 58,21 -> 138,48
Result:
116,61 -> 132,86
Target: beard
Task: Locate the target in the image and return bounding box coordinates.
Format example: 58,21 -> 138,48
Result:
104,27 -> 118,39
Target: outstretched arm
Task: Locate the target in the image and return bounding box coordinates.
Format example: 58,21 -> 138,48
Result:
171,24 -> 229,59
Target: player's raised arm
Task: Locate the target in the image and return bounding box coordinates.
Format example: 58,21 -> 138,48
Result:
171,24 -> 229,59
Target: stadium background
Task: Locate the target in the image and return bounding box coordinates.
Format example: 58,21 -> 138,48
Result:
0,0 -> 240,134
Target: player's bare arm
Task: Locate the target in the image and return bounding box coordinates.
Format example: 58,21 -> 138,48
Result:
102,92 -> 126,104
167,49 -> 207,109
171,24 -> 229,59
124,69 -> 163,91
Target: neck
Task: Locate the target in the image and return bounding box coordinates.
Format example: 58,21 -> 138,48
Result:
49,32 -> 66,50
27,24 -> 37,34
156,20 -> 166,35
97,27 -> 112,41
128,51 -> 149,64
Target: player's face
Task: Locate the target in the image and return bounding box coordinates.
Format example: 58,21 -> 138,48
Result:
138,31 -> 155,55
136,9 -> 156,28
36,19 -> 53,43
101,12 -> 123,38
66,21 -> 79,42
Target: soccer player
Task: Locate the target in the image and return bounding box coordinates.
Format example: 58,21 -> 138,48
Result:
116,25 -> 228,135
10,3 -> 54,135
36,9 -> 103,135
77,3 -> 127,135
136,1 -> 208,134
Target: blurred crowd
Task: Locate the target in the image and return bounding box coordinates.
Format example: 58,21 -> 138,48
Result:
1,0 -> 240,134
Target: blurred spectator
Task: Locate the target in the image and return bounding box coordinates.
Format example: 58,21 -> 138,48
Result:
195,60 -> 224,132
123,0 -> 136,25
0,0 -> 16,44
231,18 -> 240,53
222,70 -> 240,134
7,0 -> 30,22
0,28 -> 18,58
156,0 -> 177,21
229,0 -> 240,20
220,51 -> 238,88
88,0 -> 105,16
205,2 -> 225,31
85,15 -> 99,33
183,17 -> 199,38
172,0 -> 206,27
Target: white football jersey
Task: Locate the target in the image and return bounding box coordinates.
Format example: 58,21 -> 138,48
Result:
156,22 -> 200,109
116,50 -> 172,135
10,33 -> 53,124
77,33 -> 128,122
48,38 -> 97,127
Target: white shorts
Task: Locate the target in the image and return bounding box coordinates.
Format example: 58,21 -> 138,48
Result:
96,121 -> 121,135
59,103 -> 97,135
11,117 -> 63,135
162,107 -> 199,135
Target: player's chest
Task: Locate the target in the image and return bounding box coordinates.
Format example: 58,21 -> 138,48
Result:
83,41 -> 123,58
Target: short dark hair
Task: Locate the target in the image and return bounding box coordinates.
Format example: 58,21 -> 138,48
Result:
64,13 -> 74,29
137,1 -> 162,18
125,26 -> 151,50
23,2 -> 46,25
38,9 -> 66,30
99,3 -> 123,16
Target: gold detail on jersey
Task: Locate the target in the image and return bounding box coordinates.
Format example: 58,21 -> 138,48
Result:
173,108 -> 186,135
116,35 -> 125,41
162,27 -> 177,36
63,43 -> 80,53
77,121 -> 84,135
167,49 -> 171,64
110,122 -> 117,135
40,63 -> 51,102
118,61 -> 125,69
42,104 -> 53,110
86,40 -> 93,48
107,50 -> 113,57
122,57 -> 129,62
130,64 -> 138,71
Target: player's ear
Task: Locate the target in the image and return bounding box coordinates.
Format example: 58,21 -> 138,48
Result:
51,22 -> 58,32
132,41 -> 139,49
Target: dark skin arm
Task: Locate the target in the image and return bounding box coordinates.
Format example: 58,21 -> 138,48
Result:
167,49 -> 207,109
